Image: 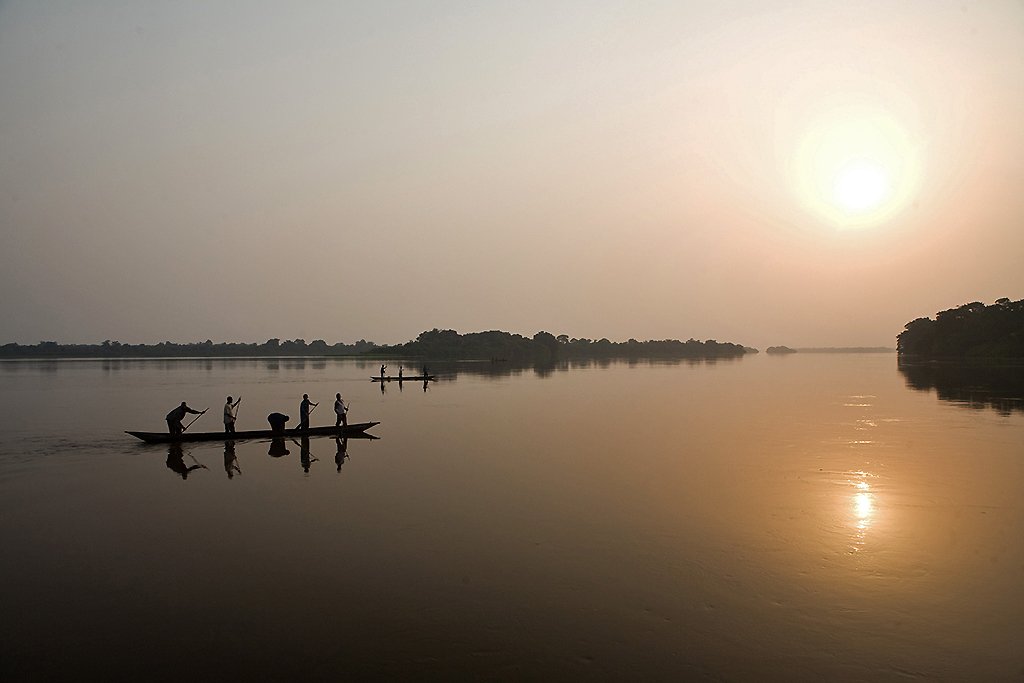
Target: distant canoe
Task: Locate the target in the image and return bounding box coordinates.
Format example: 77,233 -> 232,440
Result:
126,422 -> 380,444
371,375 -> 435,382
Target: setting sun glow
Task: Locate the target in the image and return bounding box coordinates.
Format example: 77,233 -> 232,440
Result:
792,106 -> 921,228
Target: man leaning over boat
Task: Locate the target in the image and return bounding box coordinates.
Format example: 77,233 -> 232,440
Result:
166,401 -> 202,435
267,412 -> 290,434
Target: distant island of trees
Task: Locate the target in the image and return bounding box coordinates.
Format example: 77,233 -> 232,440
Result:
761,344 -> 897,356
796,347 -> 894,353
766,346 -> 797,354
764,346 -> 894,354
375,329 -> 747,362
0,329 -> 749,362
897,298 -> 1024,359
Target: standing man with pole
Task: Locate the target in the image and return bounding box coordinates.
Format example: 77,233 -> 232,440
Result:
299,394 -> 318,430
224,396 -> 241,434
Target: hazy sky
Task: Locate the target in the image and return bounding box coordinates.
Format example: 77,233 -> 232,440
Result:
1,1 -> 1022,348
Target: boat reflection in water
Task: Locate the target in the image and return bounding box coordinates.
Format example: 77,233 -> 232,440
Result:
156,432 -> 375,480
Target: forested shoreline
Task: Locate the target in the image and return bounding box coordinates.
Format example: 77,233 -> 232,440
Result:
0,338 -> 379,359
0,329 -> 749,362
375,329 -> 748,362
897,298 -> 1024,359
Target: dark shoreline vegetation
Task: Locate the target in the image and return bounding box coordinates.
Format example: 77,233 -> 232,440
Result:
897,298 -> 1024,359
0,329 -> 749,362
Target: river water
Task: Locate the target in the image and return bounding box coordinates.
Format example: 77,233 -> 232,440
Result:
1,354 -> 1022,680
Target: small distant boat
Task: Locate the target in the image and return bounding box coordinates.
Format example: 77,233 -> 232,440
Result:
371,375 -> 435,382
126,422 -> 380,444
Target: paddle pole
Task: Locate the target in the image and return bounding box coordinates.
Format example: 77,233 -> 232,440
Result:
183,409 -> 208,432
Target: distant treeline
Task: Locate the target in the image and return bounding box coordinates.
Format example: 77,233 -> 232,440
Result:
375,329 -> 748,362
1,329 -> 749,361
0,338 -> 379,359
766,346 -> 894,354
897,298 -> 1024,359
795,347 -> 894,353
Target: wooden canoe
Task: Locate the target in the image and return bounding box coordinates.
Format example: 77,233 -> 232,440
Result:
371,375 -> 435,382
126,421 -> 380,444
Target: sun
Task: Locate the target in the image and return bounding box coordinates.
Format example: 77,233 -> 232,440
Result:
832,159 -> 891,214
790,106 -> 920,228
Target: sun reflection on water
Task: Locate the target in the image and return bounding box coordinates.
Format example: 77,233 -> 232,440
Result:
849,471 -> 876,551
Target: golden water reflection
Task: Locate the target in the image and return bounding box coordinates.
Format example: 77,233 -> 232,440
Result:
849,470 -> 877,551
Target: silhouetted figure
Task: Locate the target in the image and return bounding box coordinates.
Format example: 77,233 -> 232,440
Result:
299,435 -> 317,473
268,437 -> 290,457
223,396 -> 241,434
335,436 -> 348,472
422,364 -> 429,378
224,441 -> 241,479
268,412 -> 290,434
299,394 -> 318,430
166,443 -> 204,479
380,364 -> 387,379
398,366 -> 404,380
166,401 -> 202,435
334,392 -> 348,428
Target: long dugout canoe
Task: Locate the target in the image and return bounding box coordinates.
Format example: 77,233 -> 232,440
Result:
126,421 -> 380,444
371,375 -> 436,382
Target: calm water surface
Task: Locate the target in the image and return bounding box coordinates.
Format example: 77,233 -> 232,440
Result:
1,355 -> 1023,680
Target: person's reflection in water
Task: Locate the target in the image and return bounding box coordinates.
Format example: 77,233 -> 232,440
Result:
380,380 -> 386,395
335,436 -> 348,472
166,443 -> 205,480
268,437 -> 290,458
298,435 -> 317,473
422,379 -> 429,393
223,441 -> 241,479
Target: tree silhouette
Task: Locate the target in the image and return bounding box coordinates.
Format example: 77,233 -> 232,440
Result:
897,298 -> 1024,358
